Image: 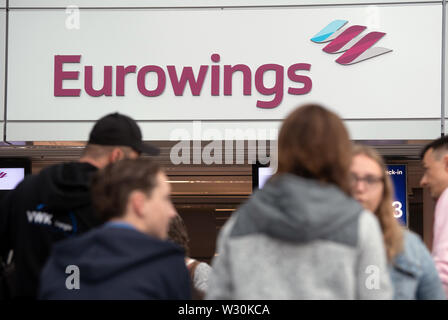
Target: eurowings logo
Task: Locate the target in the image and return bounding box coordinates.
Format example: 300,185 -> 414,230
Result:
311,20 -> 392,65
0,172 -> 7,178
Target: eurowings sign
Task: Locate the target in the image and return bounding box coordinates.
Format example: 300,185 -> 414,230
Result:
311,20 -> 392,65
10,5 -> 442,143
53,54 -> 312,109
53,20 -> 390,109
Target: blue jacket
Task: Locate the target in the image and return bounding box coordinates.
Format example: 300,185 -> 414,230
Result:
390,230 -> 446,300
38,223 -> 191,300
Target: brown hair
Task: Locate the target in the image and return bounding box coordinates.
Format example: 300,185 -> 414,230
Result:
168,215 -> 206,300
91,158 -> 161,222
352,144 -> 404,261
277,104 -> 352,194
168,214 -> 191,256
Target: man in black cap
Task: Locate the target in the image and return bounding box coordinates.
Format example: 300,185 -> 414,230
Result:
0,113 -> 159,299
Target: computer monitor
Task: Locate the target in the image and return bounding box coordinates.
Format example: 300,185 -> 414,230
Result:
252,162 -> 273,190
0,158 -> 31,199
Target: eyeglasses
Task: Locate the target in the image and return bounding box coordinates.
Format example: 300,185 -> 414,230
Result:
349,173 -> 384,188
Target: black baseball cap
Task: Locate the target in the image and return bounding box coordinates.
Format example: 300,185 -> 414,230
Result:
88,113 -> 160,156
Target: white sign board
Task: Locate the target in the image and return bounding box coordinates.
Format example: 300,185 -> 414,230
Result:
8,0 -> 440,8
3,4 -> 444,140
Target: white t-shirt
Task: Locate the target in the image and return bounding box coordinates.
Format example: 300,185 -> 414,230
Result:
186,258 -> 212,292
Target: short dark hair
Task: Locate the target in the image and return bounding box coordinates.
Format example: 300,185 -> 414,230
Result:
420,136 -> 448,159
81,144 -> 137,159
91,158 -> 161,222
277,104 -> 352,195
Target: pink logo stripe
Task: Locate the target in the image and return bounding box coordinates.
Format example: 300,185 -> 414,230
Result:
336,32 -> 386,65
0,172 -> 7,178
323,25 -> 366,53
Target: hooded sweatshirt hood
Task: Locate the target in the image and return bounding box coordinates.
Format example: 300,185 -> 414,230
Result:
231,173 -> 363,246
48,226 -> 182,283
35,162 -> 97,212
39,225 -> 191,299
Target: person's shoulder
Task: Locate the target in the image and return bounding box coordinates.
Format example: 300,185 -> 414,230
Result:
16,162 -> 85,187
403,229 -> 423,243
64,161 -> 97,171
196,261 -> 212,274
438,187 -> 448,203
392,229 -> 435,278
356,209 -> 385,248
402,229 -> 429,257
49,161 -> 98,178
51,225 -> 101,250
358,209 -> 381,231
39,161 -> 97,177
104,227 -> 185,256
219,212 -> 239,240
435,187 -> 448,213
395,230 -> 434,271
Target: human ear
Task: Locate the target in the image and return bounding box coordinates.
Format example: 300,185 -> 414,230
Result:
129,191 -> 146,218
110,148 -> 124,163
443,154 -> 448,172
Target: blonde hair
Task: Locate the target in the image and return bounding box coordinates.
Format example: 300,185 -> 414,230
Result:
352,144 -> 404,262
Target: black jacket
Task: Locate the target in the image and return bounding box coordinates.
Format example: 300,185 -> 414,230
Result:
0,162 -> 101,298
39,225 -> 192,300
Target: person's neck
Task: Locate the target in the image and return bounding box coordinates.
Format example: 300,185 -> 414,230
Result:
109,216 -> 145,234
436,186 -> 448,202
79,156 -> 106,169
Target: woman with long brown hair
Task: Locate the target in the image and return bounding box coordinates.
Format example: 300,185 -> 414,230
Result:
168,214 -> 212,299
207,104 -> 392,299
350,144 -> 445,299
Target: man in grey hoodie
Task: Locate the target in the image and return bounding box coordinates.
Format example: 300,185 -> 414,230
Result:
206,104 -> 392,300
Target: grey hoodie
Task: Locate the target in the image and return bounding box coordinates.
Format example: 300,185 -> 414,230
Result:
206,174 -> 393,300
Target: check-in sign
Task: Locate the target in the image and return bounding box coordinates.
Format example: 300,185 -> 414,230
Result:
386,164 -> 407,226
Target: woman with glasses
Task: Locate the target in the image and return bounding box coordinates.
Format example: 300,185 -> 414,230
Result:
350,144 -> 446,299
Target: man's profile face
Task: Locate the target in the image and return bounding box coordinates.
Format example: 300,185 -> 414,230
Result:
420,148 -> 448,200
142,172 -> 177,239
